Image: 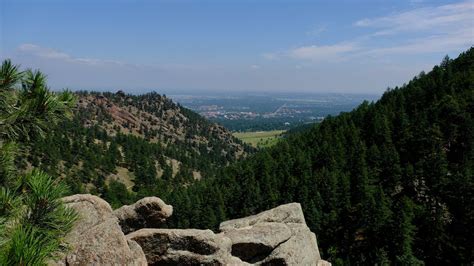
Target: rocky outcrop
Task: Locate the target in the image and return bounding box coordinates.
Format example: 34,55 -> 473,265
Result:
219,203 -> 325,265
54,195 -> 329,265
49,194 -> 147,266
114,196 -> 173,234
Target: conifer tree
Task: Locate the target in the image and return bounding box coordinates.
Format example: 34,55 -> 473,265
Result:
0,60 -> 77,264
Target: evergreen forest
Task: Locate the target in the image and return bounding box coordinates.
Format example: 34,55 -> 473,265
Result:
3,48 -> 473,264
162,49 -> 474,264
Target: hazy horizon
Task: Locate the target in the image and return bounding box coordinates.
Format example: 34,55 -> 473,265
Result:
63,88 -> 383,97
1,0 -> 472,94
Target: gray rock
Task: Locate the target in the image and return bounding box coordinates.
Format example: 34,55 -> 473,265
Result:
219,203 -> 307,231
220,203 -> 327,265
114,196 -> 173,234
260,223 -> 321,265
49,194 -> 147,266
127,228 -> 248,265
50,195 -> 329,266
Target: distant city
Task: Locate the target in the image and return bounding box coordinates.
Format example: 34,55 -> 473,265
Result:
169,92 -> 380,131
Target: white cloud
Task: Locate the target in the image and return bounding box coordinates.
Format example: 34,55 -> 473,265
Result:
18,44 -> 70,60
289,43 -> 357,61
354,1 -> 474,35
266,1 -> 473,63
10,43 -> 161,91
17,43 -> 125,66
366,28 -> 473,56
354,1 -> 474,56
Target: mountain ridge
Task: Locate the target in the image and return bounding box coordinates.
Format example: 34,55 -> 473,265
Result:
25,90 -> 252,207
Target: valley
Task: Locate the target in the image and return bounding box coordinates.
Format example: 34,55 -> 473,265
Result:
1,0 -> 472,263
4,50 -> 473,264
2,49 -> 473,265
233,130 -> 285,148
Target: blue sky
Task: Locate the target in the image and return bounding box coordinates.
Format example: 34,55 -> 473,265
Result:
1,0 -> 473,93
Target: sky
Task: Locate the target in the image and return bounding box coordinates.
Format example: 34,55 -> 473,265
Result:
0,0 -> 473,94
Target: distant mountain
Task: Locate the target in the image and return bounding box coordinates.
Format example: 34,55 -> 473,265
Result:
76,91 -> 246,157
24,91 -> 251,206
163,48 -> 474,264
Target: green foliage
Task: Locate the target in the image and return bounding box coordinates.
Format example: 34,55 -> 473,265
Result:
1,225 -> 59,266
0,66 -> 75,143
0,141 -> 18,185
0,172 -> 76,266
0,60 -> 23,90
104,180 -> 134,209
21,170 -> 77,235
0,186 -> 22,221
0,59 -> 77,264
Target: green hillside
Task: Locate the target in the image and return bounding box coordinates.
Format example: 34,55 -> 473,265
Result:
23,91 -> 253,208
164,49 -> 474,264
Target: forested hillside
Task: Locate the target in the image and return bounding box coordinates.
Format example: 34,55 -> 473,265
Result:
162,49 -> 473,264
19,48 -> 473,264
23,91 -> 252,207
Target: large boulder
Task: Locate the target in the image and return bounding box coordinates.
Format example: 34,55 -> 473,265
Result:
219,203 -> 329,265
114,196 -> 173,234
127,228 -> 247,265
129,202 -> 330,265
49,194 -> 147,266
51,195 -> 329,265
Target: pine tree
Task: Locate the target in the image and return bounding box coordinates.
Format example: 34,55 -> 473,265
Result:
395,197 -> 423,265
0,60 -> 77,264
